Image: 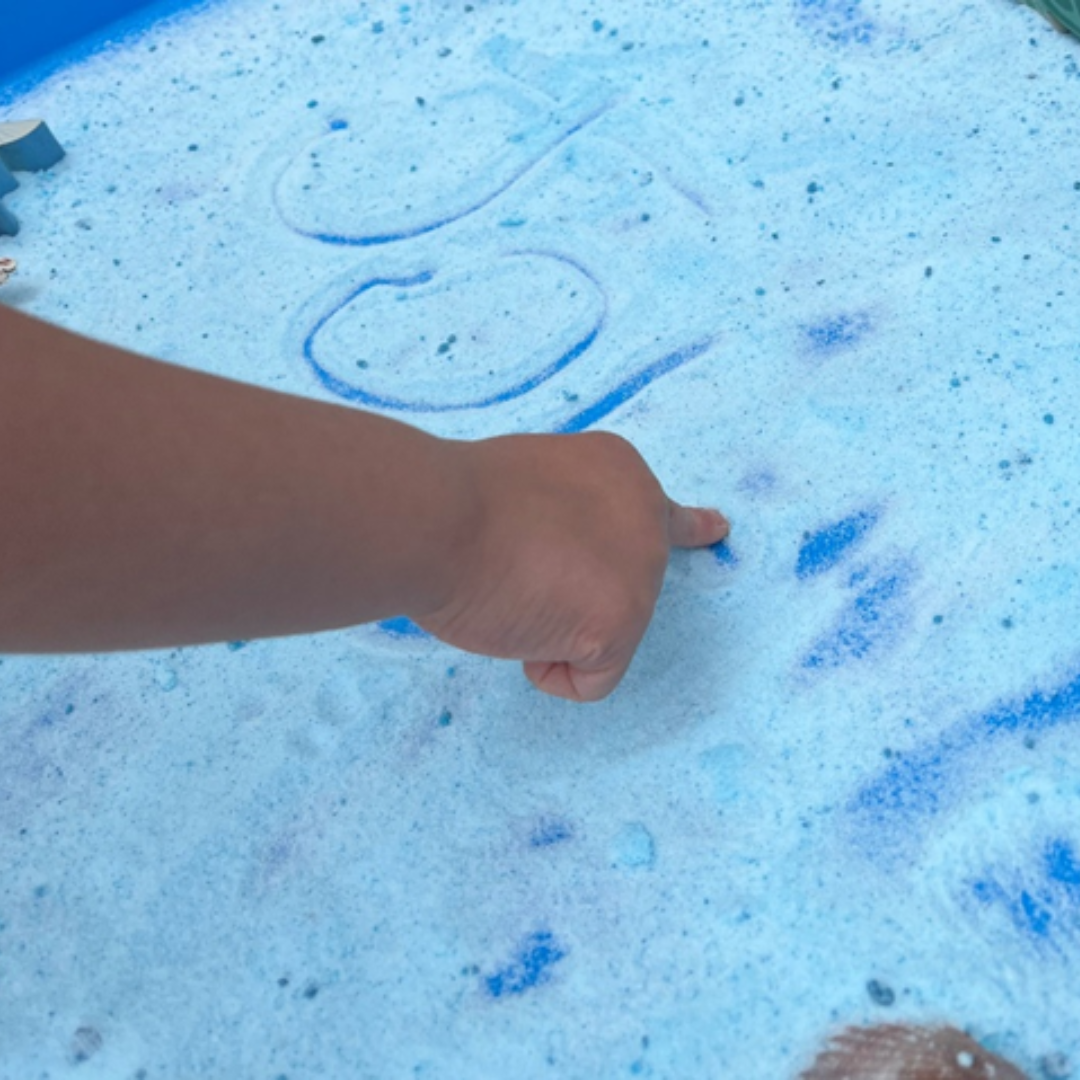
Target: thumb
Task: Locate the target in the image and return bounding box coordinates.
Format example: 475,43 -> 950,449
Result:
667,502 -> 730,549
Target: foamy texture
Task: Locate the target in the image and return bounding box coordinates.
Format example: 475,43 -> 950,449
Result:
1,0 -> 1079,1075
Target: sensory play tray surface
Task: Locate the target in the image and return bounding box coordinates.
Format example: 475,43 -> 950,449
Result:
2,1 -> 1080,1076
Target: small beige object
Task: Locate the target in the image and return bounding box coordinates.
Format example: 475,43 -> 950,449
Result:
0,256 -> 16,287
799,1023 -> 1030,1080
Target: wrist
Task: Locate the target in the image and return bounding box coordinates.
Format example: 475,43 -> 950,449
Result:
400,433 -> 487,622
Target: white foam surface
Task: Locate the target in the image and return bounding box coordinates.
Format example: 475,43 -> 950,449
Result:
2,1 -> 1080,1075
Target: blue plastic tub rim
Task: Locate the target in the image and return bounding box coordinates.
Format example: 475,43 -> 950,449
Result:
0,0 -> 212,99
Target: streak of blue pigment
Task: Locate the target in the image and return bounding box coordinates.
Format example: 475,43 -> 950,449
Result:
556,338 -> 714,433
801,565 -> 910,669
485,931 -> 566,998
852,669 -> 1080,828
796,507 -> 879,578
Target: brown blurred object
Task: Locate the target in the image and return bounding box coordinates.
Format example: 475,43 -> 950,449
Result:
799,1024 -> 1030,1080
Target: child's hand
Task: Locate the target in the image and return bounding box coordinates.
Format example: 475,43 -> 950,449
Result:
1,308 -> 726,680
418,432 -> 729,702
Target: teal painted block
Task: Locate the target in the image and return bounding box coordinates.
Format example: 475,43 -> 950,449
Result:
0,201 -> 18,236
0,158 -> 17,196
0,119 -> 65,172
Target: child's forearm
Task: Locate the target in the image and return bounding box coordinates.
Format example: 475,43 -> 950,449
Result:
0,305 -> 729,700
0,306 -> 476,651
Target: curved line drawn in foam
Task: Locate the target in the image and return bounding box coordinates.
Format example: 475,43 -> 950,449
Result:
553,337 -> 716,434
847,664 -> 1080,859
301,251 -> 607,412
375,335 -> 718,641
273,90 -> 613,248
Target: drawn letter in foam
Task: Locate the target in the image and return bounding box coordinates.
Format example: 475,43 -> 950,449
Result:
303,252 -> 605,412
274,85 -> 609,246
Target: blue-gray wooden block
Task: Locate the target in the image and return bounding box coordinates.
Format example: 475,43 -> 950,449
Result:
0,119 -> 65,172
0,160 -> 17,197
0,202 -> 19,237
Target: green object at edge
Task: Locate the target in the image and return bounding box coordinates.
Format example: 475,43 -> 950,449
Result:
1021,0 -> 1080,38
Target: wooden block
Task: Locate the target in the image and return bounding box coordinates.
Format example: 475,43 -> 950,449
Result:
0,119 -> 65,172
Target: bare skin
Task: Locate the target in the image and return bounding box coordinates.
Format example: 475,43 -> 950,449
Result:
0,305 -> 728,701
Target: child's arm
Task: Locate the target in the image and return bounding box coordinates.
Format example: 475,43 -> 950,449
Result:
0,305 -> 727,700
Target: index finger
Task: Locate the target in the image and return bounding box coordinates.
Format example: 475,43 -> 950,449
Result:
667,501 -> 730,549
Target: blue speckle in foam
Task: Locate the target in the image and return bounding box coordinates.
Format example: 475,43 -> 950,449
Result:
378,617 -> 430,639
796,507 -> 880,579
485,931 -> 566,998
711,541 -> 738,567
1046,839 -> 1080,891
530,818 -> 573,848
801,562 -> 911,669
803,311 -> 872,354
